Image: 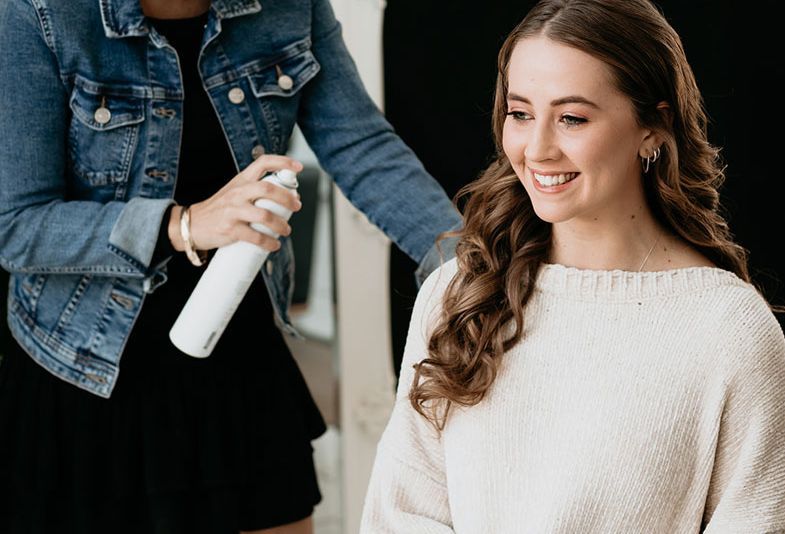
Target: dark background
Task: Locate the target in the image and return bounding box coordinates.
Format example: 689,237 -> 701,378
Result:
385,0 -> 785,378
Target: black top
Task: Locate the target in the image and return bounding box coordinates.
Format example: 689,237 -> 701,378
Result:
131,12 -> 276,349
155,13 -> 237,206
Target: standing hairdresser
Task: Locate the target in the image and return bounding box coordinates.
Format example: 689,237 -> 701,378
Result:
0,0 -> 460,532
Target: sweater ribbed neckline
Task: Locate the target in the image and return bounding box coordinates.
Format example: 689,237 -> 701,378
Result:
534,263 -> 746,301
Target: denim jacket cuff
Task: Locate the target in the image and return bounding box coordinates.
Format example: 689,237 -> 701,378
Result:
108,197 -> 177,274
414,230 -> 460,288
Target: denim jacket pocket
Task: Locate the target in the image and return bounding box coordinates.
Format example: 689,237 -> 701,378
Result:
67,76 -> 146,201
12,273 -> 47,320
246,40 -> 320,151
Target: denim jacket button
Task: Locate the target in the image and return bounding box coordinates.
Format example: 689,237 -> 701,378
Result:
277,74 -> 294,91
94,106 -> 111,124
251,145 -> 266,159
228,87 -> 245,104
266,260 -> 273,275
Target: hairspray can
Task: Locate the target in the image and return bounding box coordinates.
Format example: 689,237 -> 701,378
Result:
169,169 -> 299,357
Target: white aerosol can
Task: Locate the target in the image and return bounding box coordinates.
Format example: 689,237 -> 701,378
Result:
169,169 -> 299,357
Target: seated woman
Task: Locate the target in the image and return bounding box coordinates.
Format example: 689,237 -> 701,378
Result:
360,0 -> 785,532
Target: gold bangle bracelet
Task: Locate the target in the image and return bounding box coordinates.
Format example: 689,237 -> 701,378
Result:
179,205 -> 207,267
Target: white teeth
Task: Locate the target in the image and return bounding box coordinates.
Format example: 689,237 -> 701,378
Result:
533,172 -> 576,187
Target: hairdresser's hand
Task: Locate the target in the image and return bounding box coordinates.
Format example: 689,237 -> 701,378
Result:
168,155 -> 303,253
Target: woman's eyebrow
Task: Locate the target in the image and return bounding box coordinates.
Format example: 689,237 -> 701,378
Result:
507,92 -> 600,109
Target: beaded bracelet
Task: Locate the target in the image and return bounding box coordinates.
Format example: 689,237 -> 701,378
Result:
179,205 -> 207,267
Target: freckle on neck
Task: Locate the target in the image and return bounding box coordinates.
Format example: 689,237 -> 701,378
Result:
630,214 -> 636,219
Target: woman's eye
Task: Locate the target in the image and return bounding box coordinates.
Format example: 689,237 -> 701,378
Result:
561,115 -> 588,127
506,111 -> 531,121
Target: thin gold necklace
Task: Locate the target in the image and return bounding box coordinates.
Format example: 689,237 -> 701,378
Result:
637,233 -> 661,271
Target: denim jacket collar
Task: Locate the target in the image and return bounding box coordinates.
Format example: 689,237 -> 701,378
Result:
99,0 -> 262,38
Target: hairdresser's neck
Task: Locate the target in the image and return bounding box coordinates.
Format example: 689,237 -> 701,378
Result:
140,0 -> 211,19
548,204 -> 666,272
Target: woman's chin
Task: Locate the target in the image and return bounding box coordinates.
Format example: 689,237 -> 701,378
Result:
531,204 -> 574,225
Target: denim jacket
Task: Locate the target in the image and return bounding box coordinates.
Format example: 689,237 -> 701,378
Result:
0,0 -> 461,397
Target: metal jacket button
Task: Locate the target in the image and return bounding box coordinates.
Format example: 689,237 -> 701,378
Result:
275,65 -> 294,91
228,87 -> 245,104
94,106 -> 111,124
277,74 -> 294,91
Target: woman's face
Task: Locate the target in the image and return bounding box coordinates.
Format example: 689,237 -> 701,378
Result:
502,37 -> 652,225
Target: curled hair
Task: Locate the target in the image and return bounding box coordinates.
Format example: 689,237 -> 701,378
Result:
411,0 -> 751,430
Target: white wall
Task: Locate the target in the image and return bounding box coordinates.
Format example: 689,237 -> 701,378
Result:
328,1 -> 397,532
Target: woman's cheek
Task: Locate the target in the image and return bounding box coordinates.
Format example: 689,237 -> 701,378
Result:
502,124 -> 523,167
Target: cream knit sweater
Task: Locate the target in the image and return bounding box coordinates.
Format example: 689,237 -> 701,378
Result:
361,259 -> 785,533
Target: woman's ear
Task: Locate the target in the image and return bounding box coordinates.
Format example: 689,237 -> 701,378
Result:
639,101 -> 671,157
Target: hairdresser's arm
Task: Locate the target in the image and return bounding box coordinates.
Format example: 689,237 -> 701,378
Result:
0,0 -> 168,277
360,267 -> 455,533
298,0 -> 462,285
701,309 -> 785,532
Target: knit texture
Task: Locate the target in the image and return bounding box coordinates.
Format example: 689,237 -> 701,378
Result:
361,259 -> 785,533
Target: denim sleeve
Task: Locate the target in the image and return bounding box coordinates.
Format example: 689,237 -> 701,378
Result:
0,0 -> 171,277
414,234 -> 460,287
297,0 -> 462,274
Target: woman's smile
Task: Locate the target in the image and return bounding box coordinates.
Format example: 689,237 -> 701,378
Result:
529,169 -> 580,192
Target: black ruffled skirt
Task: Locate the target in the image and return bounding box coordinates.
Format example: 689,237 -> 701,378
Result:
0,269 -> 326,534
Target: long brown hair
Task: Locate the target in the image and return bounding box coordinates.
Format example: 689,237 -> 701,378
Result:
410,0 -> 750,430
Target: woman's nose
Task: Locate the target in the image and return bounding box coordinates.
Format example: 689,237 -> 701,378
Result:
524,121 -> 559,162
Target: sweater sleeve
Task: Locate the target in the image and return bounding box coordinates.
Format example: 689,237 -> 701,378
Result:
703,295 -> 785,533
360,262 -> 457,533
